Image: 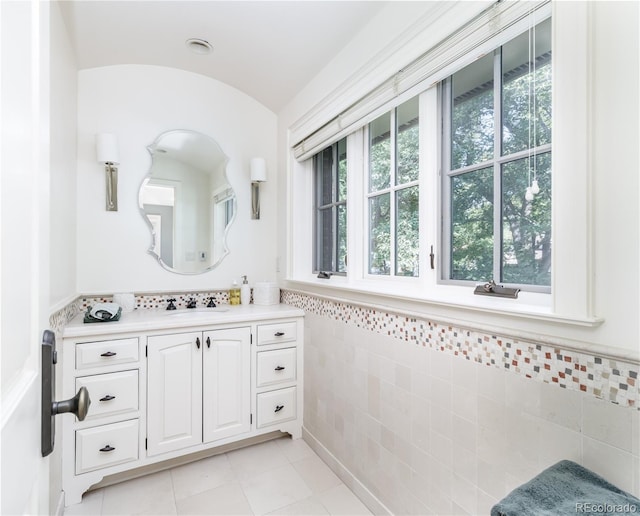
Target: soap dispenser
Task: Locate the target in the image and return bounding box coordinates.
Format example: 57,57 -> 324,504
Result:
229,280 -> 241,305
240,275 -> 250,305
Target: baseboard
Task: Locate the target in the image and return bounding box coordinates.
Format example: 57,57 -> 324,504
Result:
302,427 -> 392,516
54,491 -> 64,516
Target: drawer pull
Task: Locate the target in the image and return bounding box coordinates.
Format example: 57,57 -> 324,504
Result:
274,332 -> 285,337
99,395 -> 116,402
274,366 -> 285,371
196,337 -> 201,349
274,404 -> 284,413
100,351 -> 117,357
206,336 -> 211,349
99,445 -> 115,453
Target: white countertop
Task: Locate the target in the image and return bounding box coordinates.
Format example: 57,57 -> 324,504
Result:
63,304 -> 305,339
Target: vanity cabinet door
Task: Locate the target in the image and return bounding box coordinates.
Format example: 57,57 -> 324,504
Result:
202,327 -> 251,443
147,332 -> 203,456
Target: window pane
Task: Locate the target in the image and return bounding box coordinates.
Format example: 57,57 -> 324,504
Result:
369,112 -> 391,192
502,18 -> 552,155
501,152 -> 551,285
395,186 -> 419,277
337,204 -> 347,273
317,208 -> 333,271
451,53 -> 494,170
317,147 -> 333,206
337,138 -> 347,202
368,193 -> 390,275
396,97 -> 419,185
450,167 -> 493,280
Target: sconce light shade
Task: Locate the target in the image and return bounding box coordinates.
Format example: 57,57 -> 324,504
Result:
250,157 -> 267,182
96,133 -> 119,164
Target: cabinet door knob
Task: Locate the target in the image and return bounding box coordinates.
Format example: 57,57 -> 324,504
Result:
206,336 -> 211,349
274,404 -> 284,413
100,351 -> 117,357
99,395 -> 116,402
274,366 -> 285,371
274,332 -> 285,337
99,445 -> 115,453
196,337 -> 201,349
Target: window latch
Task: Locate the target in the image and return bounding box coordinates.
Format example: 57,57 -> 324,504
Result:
474,280 -> 520,299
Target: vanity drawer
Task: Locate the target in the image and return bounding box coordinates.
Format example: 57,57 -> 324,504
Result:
256,348 -> 296,387
256,387 -> 296,428
76,370 -> 138,420
76,338 -> 139,370
75,419 -> 139,474
256,322 -> 297,346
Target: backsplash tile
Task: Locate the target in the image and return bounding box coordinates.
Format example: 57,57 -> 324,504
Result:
50,288 -> 639,409
281,290 -> 639,409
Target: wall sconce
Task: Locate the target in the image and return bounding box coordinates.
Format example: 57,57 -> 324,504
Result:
96,133 -> 120,211
250,157 -> 267,219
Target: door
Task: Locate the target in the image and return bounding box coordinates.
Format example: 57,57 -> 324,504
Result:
1,1 -> 52,514
147,333 -> 202,456
202,327 -> 251,442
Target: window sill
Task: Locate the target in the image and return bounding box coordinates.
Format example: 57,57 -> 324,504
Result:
285,275 -> 604,329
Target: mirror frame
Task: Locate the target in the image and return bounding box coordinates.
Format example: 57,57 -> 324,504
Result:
139,129 -> 236,275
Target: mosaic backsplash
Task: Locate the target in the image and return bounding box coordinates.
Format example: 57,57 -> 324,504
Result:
281,290 -> 640,409
49,290 -> 234,334
50,288 -> 639,409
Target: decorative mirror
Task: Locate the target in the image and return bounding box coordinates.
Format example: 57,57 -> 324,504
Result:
139,130 -> 236,274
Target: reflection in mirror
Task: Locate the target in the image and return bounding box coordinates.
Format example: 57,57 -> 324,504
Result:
139,130 -> 236,274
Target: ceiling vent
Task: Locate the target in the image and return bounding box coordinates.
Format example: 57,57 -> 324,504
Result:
185,38 -> 213,55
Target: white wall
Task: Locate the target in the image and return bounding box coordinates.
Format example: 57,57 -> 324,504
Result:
77,65 -> 278,294
278,1 -> 640,355
50,1 -> 78,310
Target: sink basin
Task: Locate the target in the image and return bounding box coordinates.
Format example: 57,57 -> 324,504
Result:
167,308 -> 230,316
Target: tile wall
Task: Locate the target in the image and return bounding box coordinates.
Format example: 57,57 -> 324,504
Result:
51,289 -> 640,515
282,290 -> 640,515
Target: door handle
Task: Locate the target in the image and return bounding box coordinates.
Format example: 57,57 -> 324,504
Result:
196,337 -> 201,349
42,330 -> 93,457
52,386 -> 91,421
206,336 -> 211,349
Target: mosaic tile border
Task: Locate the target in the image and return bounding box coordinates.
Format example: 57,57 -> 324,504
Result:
49,290 -> 236,335
50,288 -> 639,408
281,290 -> 640,409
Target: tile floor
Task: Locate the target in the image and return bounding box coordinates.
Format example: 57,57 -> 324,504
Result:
64,437 -> 373,515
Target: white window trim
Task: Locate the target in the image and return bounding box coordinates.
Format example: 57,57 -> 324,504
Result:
286,1 -> 603,330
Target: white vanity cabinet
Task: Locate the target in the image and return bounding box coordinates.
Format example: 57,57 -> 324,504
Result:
60,305 -> 303,507
146,327 -> 251,456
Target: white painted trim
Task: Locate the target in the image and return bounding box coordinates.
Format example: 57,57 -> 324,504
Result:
0,369 -> 37,428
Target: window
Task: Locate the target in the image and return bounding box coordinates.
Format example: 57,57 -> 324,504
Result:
442,18 -> 552,289
314,138 -> 347,274
367,96 -> 420,277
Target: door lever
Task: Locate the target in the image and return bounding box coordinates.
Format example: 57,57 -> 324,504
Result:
42,330 -> 92,457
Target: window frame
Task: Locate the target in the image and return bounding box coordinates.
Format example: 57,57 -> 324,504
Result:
313,138 -> 347,275
365,99 -> 421,279
440,31 -> 553,293
287,2 -> 602,329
